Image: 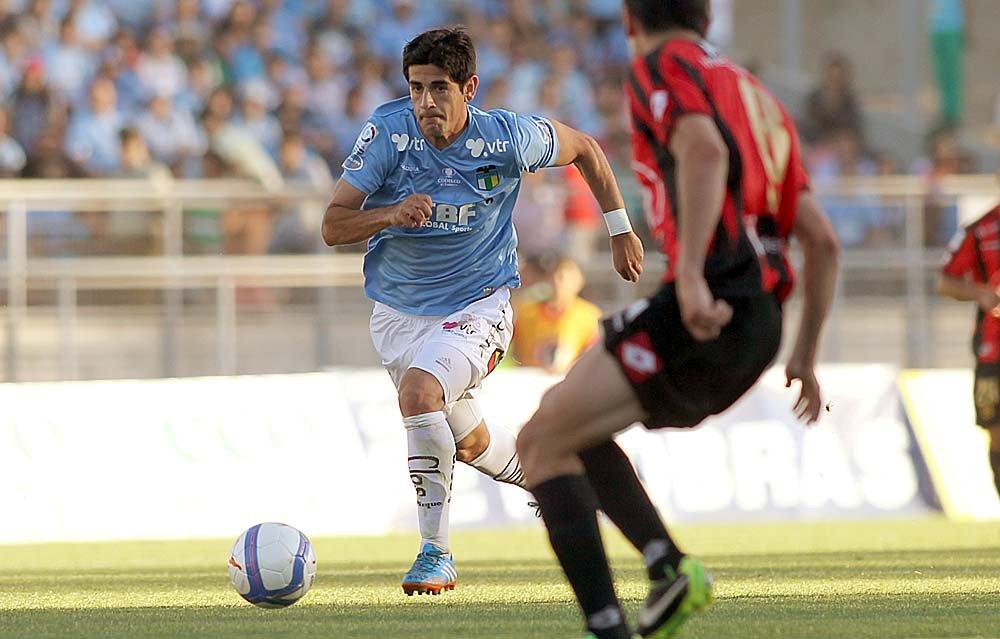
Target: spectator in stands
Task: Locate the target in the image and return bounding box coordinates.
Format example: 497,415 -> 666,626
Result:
0,19 -> 28,100
303,44 -> 345,121
136,28 -> 187,99
174,56 -> 223,118
184,150 -> 228,254
512,170 -> 568,256
0,109 -> 27,177
561,166 -> 602,264
22,126 -> 84,179
801,54 -> 864,147
172,0 -> 210,57
330,83 -> 368,163
260,0 -> 304,64
229,19 -> 269,84
200,110 -> 282,190
917,127 -> 976,246
928,0 -> 971,127
264,50 -> 306,94
102,28 -> 146,114
43,13 -> 96,102
65,75 -> 123,176
311,0 -> 357,69
19,0 -> 59,52
354,56 -> 393,116
10,56 -> 64,155
270,132 -> 333,254
236,80 -> 282,158
119,126 -> 170,181
21,127 -> 88,256
511,255 -> 602,375
808,128 -> 888,249
110,127 -> 170,253
135,92 -> 206,171
68,0 -> 117,51
371,0 -> 426,62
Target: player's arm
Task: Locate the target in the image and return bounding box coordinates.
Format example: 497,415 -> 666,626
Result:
321,180 -> 431,246
669,114 -> 734,341
785,192 -> 840,423
938,273 -> 999,311
936,227 -> 998,311
547,118 -> 643,282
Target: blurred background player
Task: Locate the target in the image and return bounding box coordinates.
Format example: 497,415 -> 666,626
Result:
321,28 -> 643,596
512,254 -> 602,375
517,1 -> 840,638
937,173 -> 1000,499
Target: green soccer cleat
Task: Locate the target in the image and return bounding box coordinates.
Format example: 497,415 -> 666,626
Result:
635,556 -> 714,639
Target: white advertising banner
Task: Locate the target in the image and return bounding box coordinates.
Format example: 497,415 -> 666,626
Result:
0,365 -> 936,543
899,369 -> 1000,521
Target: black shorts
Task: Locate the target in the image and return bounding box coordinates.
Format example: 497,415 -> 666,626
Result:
602,284 -> 782,429
974,362 -> 1000,427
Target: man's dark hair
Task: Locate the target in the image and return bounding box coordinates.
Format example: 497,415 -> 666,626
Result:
402,28 -> 476,85
625,0 -> 709,37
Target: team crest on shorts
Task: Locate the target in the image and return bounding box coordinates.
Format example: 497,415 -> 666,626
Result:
475,165 -> 501,191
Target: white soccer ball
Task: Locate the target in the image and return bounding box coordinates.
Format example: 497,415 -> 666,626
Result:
228,522 -> 317,608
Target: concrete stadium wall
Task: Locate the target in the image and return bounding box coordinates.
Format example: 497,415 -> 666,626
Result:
732,0 -> 1000,126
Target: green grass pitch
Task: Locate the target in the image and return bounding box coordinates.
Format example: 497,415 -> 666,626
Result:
1,518 -> 998,639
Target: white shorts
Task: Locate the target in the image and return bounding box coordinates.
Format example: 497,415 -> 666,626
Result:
370,288 -> 514,406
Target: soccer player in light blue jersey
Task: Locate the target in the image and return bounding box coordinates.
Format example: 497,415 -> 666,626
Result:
322,28 -> 644,596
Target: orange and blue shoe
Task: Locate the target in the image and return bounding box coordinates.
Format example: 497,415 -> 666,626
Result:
401,543 -> 457,596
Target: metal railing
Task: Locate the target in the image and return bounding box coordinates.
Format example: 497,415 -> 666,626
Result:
2,176 -> 999,382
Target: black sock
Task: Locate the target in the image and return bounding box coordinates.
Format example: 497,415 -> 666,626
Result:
532,474 -> 630,639
990,450 -> 1000,496
580,440 -> 684,581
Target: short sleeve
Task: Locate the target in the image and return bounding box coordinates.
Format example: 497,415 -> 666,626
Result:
512,114 -> 559,173
656,59 -> 713,143
942,228 -> 977,278
340,119 -> 394,195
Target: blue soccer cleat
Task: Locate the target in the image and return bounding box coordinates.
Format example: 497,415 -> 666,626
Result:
401,543 -> 457,596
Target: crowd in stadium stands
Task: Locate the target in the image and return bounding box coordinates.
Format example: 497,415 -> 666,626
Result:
0,0 -> 989,256
799,51 -> 981,249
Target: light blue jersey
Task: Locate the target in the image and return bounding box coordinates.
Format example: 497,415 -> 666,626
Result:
341,97 -> 559,316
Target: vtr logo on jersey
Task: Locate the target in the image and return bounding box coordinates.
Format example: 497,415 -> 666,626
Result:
391,132 -> 425,152
466,137 -> 509,159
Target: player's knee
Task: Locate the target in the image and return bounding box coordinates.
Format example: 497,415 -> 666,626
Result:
516,416 -> 548,466
456,425 -> 489,462
398,378 -> 445,417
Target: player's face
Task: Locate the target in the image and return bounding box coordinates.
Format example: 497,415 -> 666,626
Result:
407,64 -> 478,142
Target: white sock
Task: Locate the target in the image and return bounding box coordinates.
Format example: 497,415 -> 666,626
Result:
467,425 -> 526,488
403,411 -> 455,551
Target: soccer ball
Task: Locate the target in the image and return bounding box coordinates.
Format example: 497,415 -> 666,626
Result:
228,522 -> 317,608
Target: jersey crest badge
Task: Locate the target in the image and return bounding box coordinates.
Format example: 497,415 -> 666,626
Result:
475,165 -> 501,191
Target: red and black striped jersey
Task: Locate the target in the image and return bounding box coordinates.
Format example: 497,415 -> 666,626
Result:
626,39 -> 810,301
942,205 -> 1000,363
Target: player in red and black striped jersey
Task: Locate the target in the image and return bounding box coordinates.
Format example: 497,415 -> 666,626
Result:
939,201 -> 1000,498
626,32 -> 808,303
518,3 -> 841,639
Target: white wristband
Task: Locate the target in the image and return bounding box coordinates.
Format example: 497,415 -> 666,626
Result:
603,208 -> 633,236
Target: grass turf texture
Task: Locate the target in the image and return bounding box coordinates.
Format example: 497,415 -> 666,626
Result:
1,518 -> 998,639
